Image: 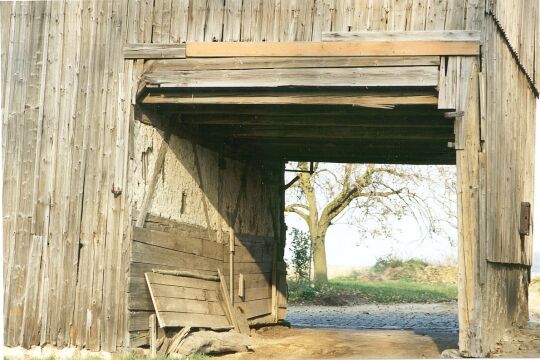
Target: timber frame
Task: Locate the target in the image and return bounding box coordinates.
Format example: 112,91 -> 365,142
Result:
3,1 -> 538,356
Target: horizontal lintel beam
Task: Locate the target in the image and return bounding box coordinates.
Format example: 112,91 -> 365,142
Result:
186,40 -> 479,58
141,92 -> 438,107
143,66 -> 439,88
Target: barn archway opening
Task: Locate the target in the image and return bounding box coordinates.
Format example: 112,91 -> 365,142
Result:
132,43 -> 490,357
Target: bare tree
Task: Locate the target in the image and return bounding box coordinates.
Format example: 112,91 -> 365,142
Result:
285,162 -> 456,282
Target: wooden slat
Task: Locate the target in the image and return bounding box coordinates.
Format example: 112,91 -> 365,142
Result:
144,66 -> 440,88
141,91 -> 438,107
123,43 -> 186,58
222,261 -> 273,274
159,312 -> 229,328
322,30 -> 481,42
185,41 -> 480,57
438,56 -> 459,110
128,284 -> 219,311
197,125 -> 454,141
132,226 -> 223,260
131,241 -> 222,272
144,272 -> 218,290
145,272 -> 229,328
146,56 -> 442,71
238,298 -> 272,319
178,111 -> 450,127
153,297 -> 223,314
130,262 -> 219,279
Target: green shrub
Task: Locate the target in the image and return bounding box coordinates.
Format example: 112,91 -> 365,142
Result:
372,256 -> 428,274
288,228 -> 312,282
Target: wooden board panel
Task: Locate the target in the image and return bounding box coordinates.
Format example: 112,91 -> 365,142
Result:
152,297 -> 223,314
146,56 -> 442,71
185,41 -> 480,57
239,298 -> 272,319
222,261 -> 273,274
145,272 -> 229,328
145,272 -> 219,290
322,30 -> 481,42
242,286 -> 272,301
128,286 -> 219,311
131,241 -> 222,272
159,312 -> 229,328
123,43 -> 186,58
132,226 -> 223,260
130,262 -> 219,279
144,66 -> 440,88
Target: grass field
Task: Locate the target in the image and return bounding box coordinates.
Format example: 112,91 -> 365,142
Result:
288,279 -> 457,305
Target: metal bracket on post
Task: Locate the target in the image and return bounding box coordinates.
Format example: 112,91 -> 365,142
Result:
519,202 -> 531,236
284,161 -> 315,174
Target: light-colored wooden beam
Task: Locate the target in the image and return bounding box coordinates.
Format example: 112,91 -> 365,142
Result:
185,41 -> 479,57
322,30 -> 481,42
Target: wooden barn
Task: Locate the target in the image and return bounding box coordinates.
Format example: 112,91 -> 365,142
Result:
2,0 -> 539,356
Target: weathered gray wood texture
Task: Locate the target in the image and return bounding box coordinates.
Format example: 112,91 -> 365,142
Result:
453,0 -> 537,356
128,213 -> 281,346
3,1 -> 135,352
2,0 -> 538,355
474,0 -> 537,354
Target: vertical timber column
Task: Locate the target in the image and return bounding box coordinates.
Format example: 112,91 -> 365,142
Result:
455,59 -> 485,357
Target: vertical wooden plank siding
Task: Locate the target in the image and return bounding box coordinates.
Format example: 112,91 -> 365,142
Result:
476,1 -> 537,353
3,0 -> 133,351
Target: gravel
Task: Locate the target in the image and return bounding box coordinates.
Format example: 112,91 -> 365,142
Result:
286,302 -> 459,332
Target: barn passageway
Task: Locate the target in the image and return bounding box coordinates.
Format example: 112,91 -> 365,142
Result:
136,50 -> 463,357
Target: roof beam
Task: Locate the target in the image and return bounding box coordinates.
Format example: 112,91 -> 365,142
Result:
141,90 -> 438,107
143,65 -> 439,88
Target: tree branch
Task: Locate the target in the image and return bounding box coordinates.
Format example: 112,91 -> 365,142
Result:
285,204 -> 310,223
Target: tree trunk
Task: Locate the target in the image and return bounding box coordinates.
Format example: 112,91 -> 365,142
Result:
312,228 -> 328,282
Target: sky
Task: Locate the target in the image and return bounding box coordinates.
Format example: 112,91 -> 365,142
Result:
284,99 -> 540,269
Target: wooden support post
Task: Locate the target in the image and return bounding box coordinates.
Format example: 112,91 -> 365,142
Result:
456,61 -> 484,357
229,228 -> 235,303
149,314 -> 157,358
267,175 -> 281,322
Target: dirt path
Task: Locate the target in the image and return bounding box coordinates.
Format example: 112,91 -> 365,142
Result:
223,291 -> 540,360
222,303 -> 458,360
222,327 -> 457,360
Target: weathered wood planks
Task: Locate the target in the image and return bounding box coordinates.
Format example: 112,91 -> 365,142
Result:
145,272 -> 229,328
322,30 -> 481,42
141,90 -> 439,107
123,44 -> 186,59
143,66 -> 439,88
146,56 -> 441,71
185,41 -> 480,57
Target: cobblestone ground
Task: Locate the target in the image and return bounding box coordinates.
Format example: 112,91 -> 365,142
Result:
286,302 -> 459,332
